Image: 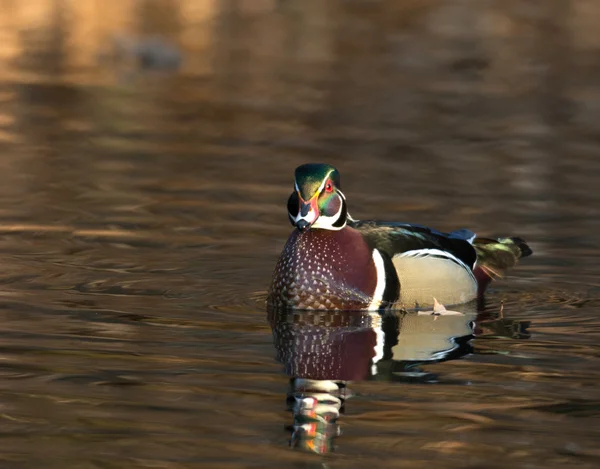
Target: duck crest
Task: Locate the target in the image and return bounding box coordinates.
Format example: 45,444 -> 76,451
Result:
268,227 -> 377,310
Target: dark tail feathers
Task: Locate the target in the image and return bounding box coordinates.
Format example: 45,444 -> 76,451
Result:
507,237 -> 533,258
474,236 -> 532,280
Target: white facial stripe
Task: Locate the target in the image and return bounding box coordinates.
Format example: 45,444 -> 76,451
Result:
316,169 -> 336,194
368,249 -> 386,310
339,191 -> 356,223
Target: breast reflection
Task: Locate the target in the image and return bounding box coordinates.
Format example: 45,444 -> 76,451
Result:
268,305 -> 478,454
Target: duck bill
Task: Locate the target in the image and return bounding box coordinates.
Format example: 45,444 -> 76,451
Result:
295,193 -> 319,231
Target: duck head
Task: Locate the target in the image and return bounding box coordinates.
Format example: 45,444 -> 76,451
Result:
287,164 -> 348,231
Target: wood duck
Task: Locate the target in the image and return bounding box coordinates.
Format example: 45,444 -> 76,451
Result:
268,163 -> 533,311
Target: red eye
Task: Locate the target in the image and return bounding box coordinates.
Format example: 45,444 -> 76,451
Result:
325,181 -> 333,193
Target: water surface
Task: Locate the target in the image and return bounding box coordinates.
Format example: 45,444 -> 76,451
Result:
1,1 -> 600,468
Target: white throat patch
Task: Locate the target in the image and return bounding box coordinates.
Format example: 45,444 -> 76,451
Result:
311,196 -> 345,230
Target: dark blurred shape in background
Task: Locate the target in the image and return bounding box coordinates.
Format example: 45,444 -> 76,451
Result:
101,34 -> 182,71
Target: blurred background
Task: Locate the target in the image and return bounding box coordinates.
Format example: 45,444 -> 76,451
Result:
0,0 -> 599,468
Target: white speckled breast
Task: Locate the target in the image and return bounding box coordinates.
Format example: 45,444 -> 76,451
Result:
268,227 -> 377,310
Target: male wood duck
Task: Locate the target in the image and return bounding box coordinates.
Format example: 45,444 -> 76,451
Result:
268,163 -> 533,311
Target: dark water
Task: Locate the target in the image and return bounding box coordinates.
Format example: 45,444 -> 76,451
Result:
1,1 -> 600,467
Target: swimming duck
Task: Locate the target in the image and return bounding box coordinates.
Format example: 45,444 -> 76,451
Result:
268,163 -> 532,311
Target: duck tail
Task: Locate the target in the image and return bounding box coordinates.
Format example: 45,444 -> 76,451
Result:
473,236 -> 532,295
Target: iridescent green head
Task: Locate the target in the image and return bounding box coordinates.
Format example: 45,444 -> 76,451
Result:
287,164 -> 347,231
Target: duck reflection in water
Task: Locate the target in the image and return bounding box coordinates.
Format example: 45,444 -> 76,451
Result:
267,301 -> 530,454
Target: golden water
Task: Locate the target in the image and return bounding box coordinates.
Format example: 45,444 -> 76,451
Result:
0,1 -> 599,468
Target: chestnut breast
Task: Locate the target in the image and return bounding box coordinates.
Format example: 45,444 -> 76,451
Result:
269,227 -> 377,310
